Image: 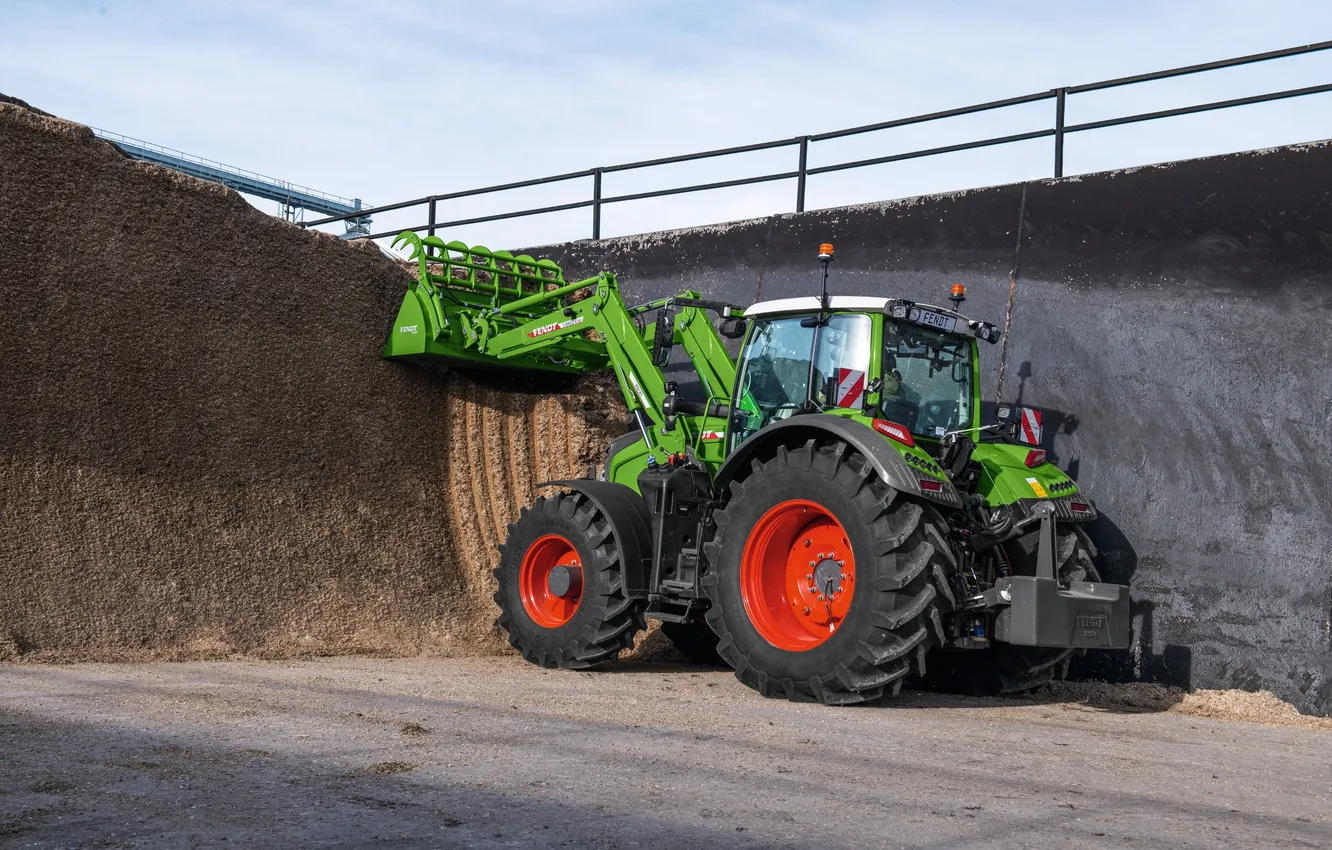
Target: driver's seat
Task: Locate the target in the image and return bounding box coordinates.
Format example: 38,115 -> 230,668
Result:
880,397 -> 919,431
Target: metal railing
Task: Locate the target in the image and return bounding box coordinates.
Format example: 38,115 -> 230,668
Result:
94,128 -> 365,216
302,41 -> 1332,243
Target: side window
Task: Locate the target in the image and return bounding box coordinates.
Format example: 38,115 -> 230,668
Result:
730,313 -> 873,446
733,318 -> 813,441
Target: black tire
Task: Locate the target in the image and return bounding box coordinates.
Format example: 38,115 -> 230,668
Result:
922,524 -> 1102,695
701,440 -> 948,705
660,619 -> 725,667
495,491 -> 645,669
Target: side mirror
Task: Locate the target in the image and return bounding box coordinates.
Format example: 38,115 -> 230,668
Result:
862,377 -> 883,414
719,317 -> 748,339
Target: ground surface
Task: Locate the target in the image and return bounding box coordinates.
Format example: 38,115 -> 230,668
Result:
2,658 -> 1329,849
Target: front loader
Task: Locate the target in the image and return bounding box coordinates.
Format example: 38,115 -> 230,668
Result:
384,233 -> 1131,704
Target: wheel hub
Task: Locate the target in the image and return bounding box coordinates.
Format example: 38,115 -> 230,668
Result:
546,564 -> 583,599
519,534 -> 584,628
812,558 -> 845,595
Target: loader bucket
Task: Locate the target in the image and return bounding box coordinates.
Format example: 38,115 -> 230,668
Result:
381,231 -> 609,375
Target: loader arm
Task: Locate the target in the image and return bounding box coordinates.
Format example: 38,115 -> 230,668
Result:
672,299 -> 737,406
383,232 -> 739,467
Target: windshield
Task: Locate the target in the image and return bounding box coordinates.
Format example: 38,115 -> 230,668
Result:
733,314 -> 873,442
880,320 -> 974,439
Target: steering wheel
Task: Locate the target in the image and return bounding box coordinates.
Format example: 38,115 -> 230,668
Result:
919,401 -> 958,435
759,402 -> 804,418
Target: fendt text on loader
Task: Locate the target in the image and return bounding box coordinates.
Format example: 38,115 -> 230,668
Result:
384,233 -> 1131,705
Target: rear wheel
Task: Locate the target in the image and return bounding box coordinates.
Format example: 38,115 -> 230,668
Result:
923,524 -> 1101,694
495,491 -> 644,668
701,440 -> 949,705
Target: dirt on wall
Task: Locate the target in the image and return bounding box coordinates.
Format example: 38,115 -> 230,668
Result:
0,99 -> 627,661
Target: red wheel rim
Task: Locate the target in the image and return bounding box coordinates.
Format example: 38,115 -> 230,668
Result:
740,499 -> 856,651
519,534 -> 583,628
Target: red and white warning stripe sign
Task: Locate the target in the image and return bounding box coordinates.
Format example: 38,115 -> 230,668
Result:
1019,407 -> 1043,446
834,368 -> 865,408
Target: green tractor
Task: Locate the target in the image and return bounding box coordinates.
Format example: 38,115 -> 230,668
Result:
384,233 -> 1130,704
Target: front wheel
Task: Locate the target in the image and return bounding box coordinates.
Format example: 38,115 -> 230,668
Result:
495,491 -> 644,668
701,440 -> 951,705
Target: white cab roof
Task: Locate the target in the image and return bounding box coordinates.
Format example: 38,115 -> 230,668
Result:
743,296 -> 890,317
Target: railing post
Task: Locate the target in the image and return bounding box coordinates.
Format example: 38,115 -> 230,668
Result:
592,168 -> 603,240
796,136 -> 809,213
427,197 -> 437,238
1053,88 -> 1066,178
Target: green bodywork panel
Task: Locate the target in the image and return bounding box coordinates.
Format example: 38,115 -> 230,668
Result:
971,442 -> 1078,506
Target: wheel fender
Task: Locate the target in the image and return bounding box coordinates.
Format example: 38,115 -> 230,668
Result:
601,431 -> 644,483
714,417 -> 961,508
538,479 -> 653,598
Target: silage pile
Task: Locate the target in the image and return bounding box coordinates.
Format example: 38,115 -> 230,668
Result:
0,97 -> 626,661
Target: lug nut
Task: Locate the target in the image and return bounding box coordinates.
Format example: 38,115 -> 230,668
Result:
802,607 -> 811,615
836,560 -> 844,567
805,573 -> 813,580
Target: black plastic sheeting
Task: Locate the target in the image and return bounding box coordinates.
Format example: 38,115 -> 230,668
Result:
530,141 -> 1332,715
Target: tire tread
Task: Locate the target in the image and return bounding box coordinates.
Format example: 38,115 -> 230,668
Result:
703,441 -> 948,705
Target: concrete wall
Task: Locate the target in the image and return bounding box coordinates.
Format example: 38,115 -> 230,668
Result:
530,142 -> 1332,715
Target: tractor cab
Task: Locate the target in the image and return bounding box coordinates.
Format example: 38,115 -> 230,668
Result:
729,296 -> 881,444
729,294 -> 1000,458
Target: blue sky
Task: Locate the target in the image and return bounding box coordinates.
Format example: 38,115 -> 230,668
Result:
2,1 -> 1331,248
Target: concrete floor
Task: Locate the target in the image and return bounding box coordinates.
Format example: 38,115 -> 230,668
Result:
1,657 -> 1328,849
